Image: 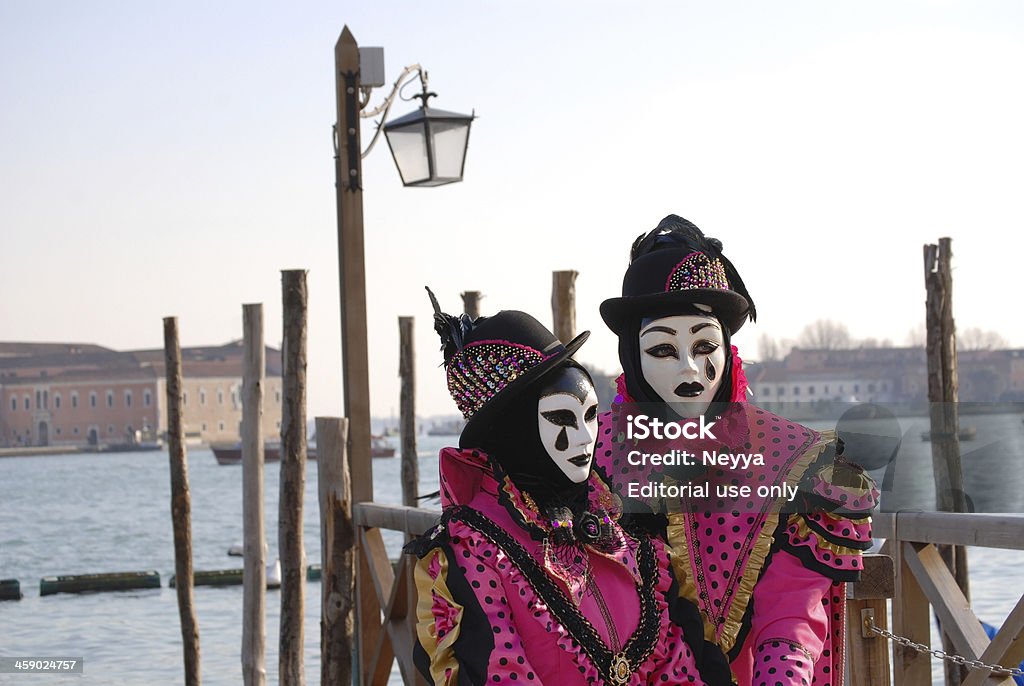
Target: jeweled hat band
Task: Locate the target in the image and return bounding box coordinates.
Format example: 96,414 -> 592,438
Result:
666,251 -> 730,292
446,339 -> 552,418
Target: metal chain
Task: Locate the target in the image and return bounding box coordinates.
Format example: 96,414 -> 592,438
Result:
866,619 -> 1024,677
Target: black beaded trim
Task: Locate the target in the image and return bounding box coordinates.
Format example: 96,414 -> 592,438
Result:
443,505 -> 661,684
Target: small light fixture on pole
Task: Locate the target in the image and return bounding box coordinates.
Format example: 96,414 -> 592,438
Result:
382,77 -> 474,187
333,30 -> 475,677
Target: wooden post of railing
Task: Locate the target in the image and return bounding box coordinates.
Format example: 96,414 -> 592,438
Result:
551,270 -> 578,343
164,316 -> 200,686
925,238 -> 970,685
399,317 -> 418,510
847,554 -> 894,686
280,270 -> 308,685
242,303 -> 267,686
461,291 -> 481,320
893,539 -> 932,686
317,417 -> 353,686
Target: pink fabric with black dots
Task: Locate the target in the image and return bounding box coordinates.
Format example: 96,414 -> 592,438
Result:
429,446 -> 716,685
751,640 -> 815,686
802,512 -> 871,548
673,408 -> 819,638
810,476 -> 879,513
813,582 -> 847,686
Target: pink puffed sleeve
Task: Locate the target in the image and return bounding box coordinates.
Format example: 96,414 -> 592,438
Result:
731,549 -> 831,686
413,525 -> 542,686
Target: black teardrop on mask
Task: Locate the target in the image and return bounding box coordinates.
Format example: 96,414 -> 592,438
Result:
555,427 -> 568,451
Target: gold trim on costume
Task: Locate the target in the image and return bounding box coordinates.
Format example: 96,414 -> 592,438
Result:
665,431 -> 833,655
415,548 -> 464,686
788,516 -> 868,557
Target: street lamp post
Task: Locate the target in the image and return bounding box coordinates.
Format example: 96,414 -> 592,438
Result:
332,25 -> 473,685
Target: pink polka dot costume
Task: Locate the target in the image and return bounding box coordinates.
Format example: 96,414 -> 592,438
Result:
596,216 -> 879,686
411,447 -> 734,685
409,298 -> 735,686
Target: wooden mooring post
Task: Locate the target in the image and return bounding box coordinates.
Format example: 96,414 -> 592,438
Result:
280,271 -> 308,685
924,238 -> 970,685
552,270 -> 578,342
163,316 -> 200,686
399,317 -> 418,510
316,417 -> 354,686
460,291 -> 481,319
242,303 -> 267,686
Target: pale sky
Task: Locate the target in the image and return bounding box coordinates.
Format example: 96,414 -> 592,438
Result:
2,1 -> 1022,419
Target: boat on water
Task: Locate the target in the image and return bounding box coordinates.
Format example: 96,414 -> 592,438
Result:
212,436 -> 394,465
426,419 -> 466,436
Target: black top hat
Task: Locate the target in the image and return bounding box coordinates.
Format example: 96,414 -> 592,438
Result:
600,215 -> 756,335
427,289 -> 589,449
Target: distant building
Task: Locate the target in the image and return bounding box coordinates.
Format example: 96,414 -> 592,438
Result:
0,341 -> 283,448
746,346 -> 1024,410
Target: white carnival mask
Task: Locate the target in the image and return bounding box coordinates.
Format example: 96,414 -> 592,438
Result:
639,313 -> 726,418
537,366 -> 599,483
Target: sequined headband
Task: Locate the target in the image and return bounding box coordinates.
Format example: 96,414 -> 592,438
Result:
446,340 -> 550,418
665,251 -> 730,293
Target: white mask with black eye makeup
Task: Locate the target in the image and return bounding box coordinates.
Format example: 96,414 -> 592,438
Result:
638,313 -> 726,418
536,370 -> 599,484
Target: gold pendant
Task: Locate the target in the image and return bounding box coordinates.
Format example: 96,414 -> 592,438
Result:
610,653 -> 632,685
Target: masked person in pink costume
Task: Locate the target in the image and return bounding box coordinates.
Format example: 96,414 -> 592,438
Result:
409,291 -> 735,686
594,216 -> 879,686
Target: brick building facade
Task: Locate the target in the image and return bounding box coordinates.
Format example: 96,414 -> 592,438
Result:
0,341 -> 283,448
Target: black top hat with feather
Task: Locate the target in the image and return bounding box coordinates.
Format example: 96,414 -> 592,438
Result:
427,287 -> 590,449
599,215 -> 756,335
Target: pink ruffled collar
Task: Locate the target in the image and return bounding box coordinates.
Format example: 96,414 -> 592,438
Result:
438,446 -> 623,535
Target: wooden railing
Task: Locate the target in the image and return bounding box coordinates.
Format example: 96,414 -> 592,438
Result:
869,512 -> 1024,686
354,503 -> 440,686
349,506 -> 1024,686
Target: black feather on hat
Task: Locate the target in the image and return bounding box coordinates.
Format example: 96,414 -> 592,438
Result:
600,215 -> 756,335
424,288 -> 589,448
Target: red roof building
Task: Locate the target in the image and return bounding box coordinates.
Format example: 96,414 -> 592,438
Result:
0,341 -> 283,449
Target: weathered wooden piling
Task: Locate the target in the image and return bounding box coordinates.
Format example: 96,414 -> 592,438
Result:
316,417 -> 354,686
460,290 -> 481,319
279,270 -> 308,686
242,303 -> 267,686
551,270 -> 578,342
163,316 -> 200,686
399,317 -> 418,510
924,238 -> 970,685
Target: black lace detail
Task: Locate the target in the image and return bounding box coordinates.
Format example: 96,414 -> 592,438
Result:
488,455 -> 550,541
444,505 -> 661,684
